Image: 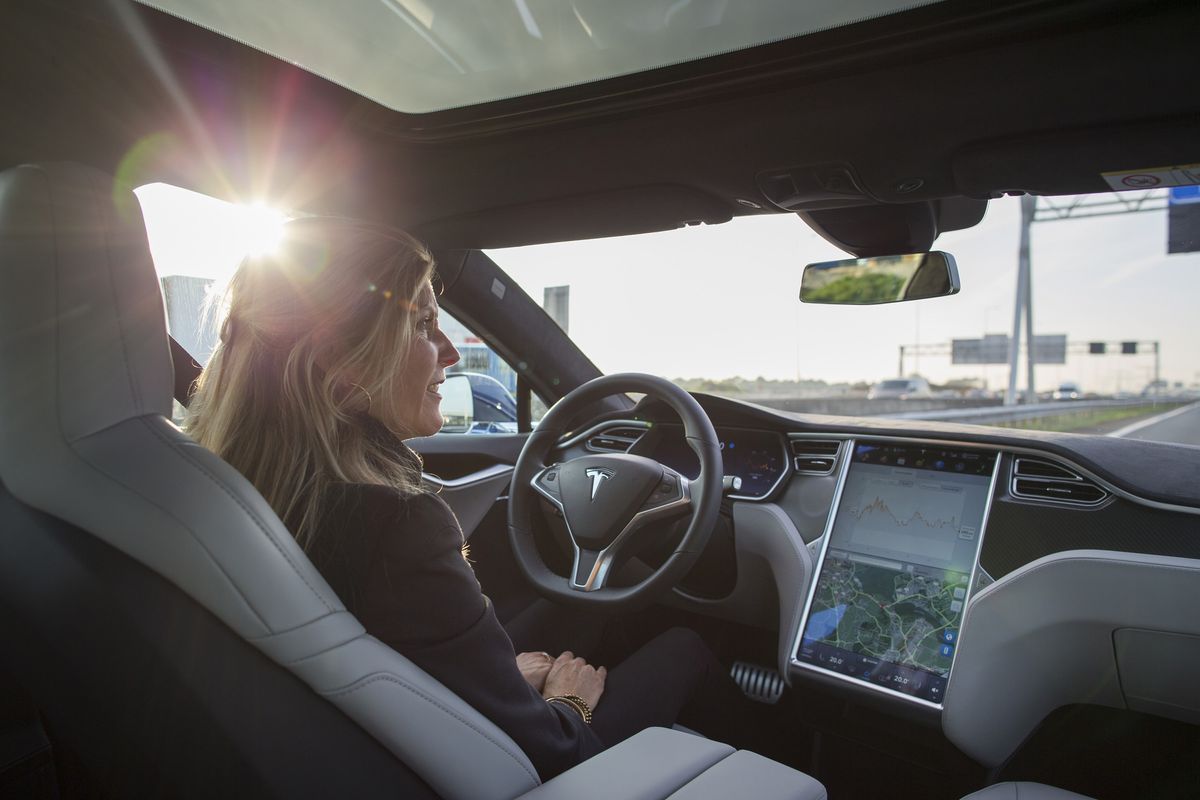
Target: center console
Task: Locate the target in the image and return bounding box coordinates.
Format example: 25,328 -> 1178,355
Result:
791,441 -> 999,707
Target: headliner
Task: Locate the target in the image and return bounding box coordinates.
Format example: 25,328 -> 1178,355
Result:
1,0 -> 1197,250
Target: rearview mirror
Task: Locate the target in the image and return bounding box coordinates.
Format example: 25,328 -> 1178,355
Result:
800,251 -> 960,305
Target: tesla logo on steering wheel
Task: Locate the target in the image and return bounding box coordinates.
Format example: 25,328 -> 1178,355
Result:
585,467 -> 615,501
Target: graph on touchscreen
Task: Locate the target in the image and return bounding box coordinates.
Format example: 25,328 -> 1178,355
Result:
850,496 -> 960,531
843,478 -> 968,564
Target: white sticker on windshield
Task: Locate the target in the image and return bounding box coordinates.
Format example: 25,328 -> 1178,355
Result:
490,278 -> 507,300
1102,163 -> 1200,191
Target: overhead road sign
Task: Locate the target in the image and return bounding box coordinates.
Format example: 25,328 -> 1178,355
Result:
1168,186 -> 1200,254
952,334 -> 1065,365
1102,164 -> 1200,192
952,334 -> 1010,364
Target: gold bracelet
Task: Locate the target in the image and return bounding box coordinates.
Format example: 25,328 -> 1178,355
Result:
546,694 -> 593,724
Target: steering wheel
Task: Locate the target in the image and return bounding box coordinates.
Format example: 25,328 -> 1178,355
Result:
507,373 -> 723,610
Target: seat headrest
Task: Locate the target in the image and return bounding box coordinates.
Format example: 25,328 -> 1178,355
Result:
0,163 -> 173,465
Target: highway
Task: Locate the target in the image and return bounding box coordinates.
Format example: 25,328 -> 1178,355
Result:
1110,402 -> 1200,447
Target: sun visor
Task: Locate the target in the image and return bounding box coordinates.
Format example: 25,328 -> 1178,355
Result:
953,119 -> 1200,197
415,185 -> 732,249
797,196 -> 986,258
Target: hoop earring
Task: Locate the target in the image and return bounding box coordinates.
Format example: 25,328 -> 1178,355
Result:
350,382 -> 373,412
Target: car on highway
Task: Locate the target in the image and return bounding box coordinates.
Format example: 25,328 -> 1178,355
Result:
1,2 -> 1198,800
867,377 -> 934,400
1051,382 -> 1083,401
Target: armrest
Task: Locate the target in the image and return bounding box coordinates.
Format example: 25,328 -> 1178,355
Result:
517,727 -> 826,800
667,749 -> 826,800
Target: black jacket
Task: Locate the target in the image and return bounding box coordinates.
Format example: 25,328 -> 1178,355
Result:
307,481 -> 604,781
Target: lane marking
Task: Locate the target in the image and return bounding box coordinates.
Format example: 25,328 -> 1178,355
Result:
1108,401 -> 1200,439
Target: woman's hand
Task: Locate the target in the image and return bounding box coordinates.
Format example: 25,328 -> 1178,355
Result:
515,651 -> 554,693
542,650 -> 606,711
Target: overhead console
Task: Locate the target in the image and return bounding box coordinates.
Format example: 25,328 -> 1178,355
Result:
792,441 -> 998,707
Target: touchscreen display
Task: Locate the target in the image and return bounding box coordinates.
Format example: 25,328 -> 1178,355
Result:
796,442 -> 996,704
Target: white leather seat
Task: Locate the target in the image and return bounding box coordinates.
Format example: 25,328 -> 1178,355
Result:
526,727 -> 827,800
0,162 -> 537,799
0,162 -> 828,800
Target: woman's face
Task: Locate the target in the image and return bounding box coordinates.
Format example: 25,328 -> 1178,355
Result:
374,282 -> 460,438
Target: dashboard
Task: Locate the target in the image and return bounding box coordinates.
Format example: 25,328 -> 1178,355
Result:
643,426 -> 788,500
548,399 -> 1200,769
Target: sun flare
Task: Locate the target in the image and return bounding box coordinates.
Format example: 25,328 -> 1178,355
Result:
135,182 -> 289,283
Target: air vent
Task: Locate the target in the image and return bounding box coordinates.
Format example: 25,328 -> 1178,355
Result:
791,439 -> 841,475
1013,458 -> 1079,481
791,439 -> 840,456
1011,457 -> 1109,507
586,425 -> 647,453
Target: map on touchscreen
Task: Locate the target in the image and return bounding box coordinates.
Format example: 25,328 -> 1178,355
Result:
797,443 -> 995,704
805,553 -> 968,677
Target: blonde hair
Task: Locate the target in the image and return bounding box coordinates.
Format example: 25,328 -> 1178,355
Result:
186,218 -> 436,550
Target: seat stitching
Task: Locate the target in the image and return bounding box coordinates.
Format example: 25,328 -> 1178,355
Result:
245,609 -> 356,641
279,630 -> 370,666
88,169 -> 142,414
138,416 -> 337,613
325,672 -> 540,785
64,422 -> 271,631
42,166 -> 67,446
248,617 -> 368,665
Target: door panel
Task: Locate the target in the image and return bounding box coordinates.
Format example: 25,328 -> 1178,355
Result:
412,435 -> 539,624
421,465 -> 513,541
411,433 -> 526,539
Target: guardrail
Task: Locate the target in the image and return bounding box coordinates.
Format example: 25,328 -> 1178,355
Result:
877,398 -> 1190,424
743,394 -> 1195,426
743,396 -> 997,417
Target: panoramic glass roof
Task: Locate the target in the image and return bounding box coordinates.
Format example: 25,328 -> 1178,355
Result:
138,0 -> 942,114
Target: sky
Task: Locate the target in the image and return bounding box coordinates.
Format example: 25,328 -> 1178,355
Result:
488,193 -> 1200,394
136,183 -> 1199,395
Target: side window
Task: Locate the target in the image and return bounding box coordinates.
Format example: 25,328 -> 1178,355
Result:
137,182 -> 285,423
162,274 -> 220,368
158,282 -> 536,435
439,309 -> 545,435
137,182 -> 542,434
161,274 -> 221,424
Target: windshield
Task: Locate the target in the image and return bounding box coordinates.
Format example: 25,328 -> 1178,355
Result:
490,192 -> 1200,449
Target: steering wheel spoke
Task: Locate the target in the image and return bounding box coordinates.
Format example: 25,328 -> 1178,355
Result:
508,374 -> 723,610
530,463 -> 564,508
637,468 -> 691,516
569,547 -> 608,591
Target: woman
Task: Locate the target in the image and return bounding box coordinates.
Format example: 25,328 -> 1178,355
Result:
186,218 -> 743,780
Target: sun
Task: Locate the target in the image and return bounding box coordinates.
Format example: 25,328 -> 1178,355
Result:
135,182 -> 289,283
239,203 -> 288,256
